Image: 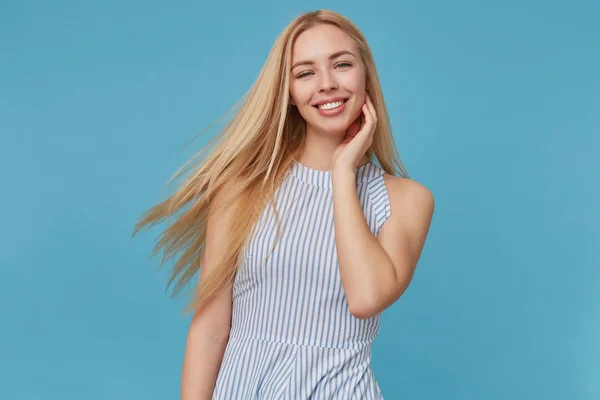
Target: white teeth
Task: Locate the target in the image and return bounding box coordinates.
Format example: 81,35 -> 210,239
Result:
317,100 -> 345,110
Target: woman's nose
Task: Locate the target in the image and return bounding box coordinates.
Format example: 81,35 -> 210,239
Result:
317,70 -> 339,92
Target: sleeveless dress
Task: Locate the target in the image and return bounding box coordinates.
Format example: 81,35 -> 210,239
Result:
212,160 -> 391,399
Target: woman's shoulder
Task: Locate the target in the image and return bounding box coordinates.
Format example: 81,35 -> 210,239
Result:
382,174 -> 434,206
381,173 -> 435,227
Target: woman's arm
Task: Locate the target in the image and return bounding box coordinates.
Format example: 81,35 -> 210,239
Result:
180,181 -> 241,400
180,289 -> 231,399
332,171 -> 434,319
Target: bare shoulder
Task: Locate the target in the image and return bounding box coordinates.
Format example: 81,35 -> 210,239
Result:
382,174 -> 434,212
209,176 -> 244,217
380,174 -> 435,246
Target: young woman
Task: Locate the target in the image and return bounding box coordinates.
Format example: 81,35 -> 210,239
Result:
134,9 -> 434,400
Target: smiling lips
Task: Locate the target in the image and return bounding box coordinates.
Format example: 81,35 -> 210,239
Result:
314,98 -> 349,116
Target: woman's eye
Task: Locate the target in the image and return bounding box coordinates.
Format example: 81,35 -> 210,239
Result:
295,62 -> 352,79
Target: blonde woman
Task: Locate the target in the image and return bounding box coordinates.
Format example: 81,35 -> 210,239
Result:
134,9 -> 434,400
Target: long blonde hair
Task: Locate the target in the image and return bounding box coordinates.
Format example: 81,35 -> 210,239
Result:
131,9 -> 408,314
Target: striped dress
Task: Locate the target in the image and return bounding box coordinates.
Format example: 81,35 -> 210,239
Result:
212,160 -> 391,399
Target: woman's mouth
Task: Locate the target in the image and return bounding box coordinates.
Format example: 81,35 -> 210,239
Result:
313,98 -> 349,117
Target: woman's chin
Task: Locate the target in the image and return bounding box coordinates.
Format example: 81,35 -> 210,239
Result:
308,121 -> 352,136
319,127 -> 349,137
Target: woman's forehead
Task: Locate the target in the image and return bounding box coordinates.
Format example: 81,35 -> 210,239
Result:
291,25 -> 356,61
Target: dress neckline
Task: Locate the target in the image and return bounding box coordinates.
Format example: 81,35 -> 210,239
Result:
290,160 -> 384,188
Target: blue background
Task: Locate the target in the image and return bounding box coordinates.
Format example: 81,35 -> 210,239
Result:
1,0 -> 598,398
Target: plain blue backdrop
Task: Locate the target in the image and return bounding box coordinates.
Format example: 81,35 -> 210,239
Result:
1,0 -> 598,398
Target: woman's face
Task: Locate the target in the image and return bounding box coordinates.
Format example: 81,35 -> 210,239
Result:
289,24 -> 366,136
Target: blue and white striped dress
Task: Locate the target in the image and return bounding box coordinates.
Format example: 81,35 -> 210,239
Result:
212,160 -> 391,399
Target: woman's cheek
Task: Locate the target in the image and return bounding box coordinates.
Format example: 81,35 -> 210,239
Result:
350,100 -> 363,124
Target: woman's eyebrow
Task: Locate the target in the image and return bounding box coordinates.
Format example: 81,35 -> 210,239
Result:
291,50 -> 356,70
